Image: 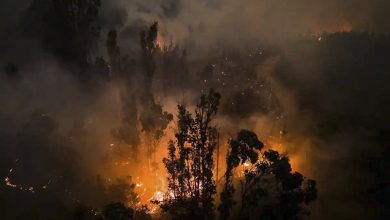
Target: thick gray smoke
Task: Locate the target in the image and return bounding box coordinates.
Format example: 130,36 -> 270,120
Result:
100,0 -> 390,53
0,0 -> 389,219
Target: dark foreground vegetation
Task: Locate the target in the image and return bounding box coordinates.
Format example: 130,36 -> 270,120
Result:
1,0 -> 389,220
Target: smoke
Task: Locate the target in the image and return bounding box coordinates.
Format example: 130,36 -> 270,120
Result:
0,0 -> 389,219
267,33 -> 389,219
101,0 -> 390,55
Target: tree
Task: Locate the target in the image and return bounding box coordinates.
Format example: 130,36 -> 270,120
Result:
219,130 -> 317,220
106,30 -> 120,66
219,130 -> 264,219
159,92 -> 317,219
238,149 -> 317,220
158,89 -> 221,219
112,92 -> 141,158
140,102 -> 173,160
106,29 -> 121,77
139,22 -> 159,120
23,0 -> 102,79
45,0 -> 101,68
139,22 -> 173,167
140,22 -> 159,92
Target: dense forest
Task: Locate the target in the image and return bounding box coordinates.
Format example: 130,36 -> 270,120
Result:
0,0 -> 389,220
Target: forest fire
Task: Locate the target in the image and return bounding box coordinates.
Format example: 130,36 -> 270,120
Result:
1,0 -> 389,219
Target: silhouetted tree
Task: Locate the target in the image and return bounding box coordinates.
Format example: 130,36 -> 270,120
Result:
47,0 -> 101,68
158,89 -> 221,219
106,30 -> 120,65
139,22 -> 173,167
219,130 -> 264,219
239,149 -> 317,220
21,0 -> 109,86
140,102 -> 173,158
140,22 -> 159,91
139,21 -> 159,113
219,130 -> 317,220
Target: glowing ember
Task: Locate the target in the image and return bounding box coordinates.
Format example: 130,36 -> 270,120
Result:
5,177 -> 17,188
4,158 -> 54,194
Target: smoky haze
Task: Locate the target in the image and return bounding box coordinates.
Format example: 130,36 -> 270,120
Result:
0,0 -> 389,219
100,0 -> 390,50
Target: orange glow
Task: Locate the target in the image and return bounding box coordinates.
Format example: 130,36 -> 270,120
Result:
263,137 -> 306,174
103,118 -> 309,209
156,33 -> 166,51
106,126 -> 174,206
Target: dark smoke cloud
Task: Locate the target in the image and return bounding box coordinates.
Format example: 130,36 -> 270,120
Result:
0,0 -> 389,219
268,33 -> 390,219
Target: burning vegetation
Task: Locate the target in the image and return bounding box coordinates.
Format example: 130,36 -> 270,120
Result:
1,0 -> 389,220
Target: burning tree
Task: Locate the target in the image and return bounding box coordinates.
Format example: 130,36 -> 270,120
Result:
157,89 -> 221,219
158,90 -> 317,219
